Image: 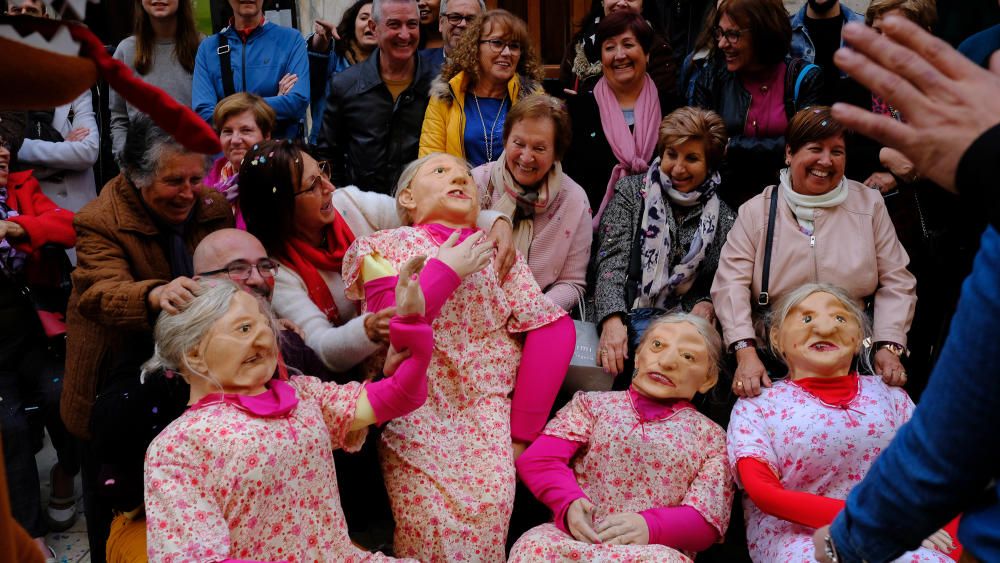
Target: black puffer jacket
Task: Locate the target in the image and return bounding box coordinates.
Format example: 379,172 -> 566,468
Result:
692,56 -> 822,207
315,49 -> 435,195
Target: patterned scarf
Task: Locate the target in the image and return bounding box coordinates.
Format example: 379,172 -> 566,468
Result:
635,159 -> 721,309
489,155 -> 563,258
779,168 -> 849,235
0,187 -> 26,275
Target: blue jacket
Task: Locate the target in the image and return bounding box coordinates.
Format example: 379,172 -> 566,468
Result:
193,20 -> 310,139
790,3 -> 864,77
830,125 -> 1000,563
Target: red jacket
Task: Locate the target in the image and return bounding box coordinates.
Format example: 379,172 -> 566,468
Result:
4,169 -> 76,253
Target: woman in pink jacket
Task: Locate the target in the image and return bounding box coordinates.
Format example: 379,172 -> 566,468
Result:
711,106 -> 916,398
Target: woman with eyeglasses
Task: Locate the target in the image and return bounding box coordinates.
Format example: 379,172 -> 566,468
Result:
206,93 -> 275,230
418,9 -> 543,168
238,140 -> 511,376
692,0 -> 822,208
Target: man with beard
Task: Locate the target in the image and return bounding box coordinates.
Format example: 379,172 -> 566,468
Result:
193,228 -> 337,381
790,0 -> 865,104
316,0 -> 435,194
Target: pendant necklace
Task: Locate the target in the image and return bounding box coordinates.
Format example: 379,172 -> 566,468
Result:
473,92 -> 508,163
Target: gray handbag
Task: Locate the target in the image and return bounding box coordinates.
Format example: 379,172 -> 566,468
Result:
563,288 -> 614,393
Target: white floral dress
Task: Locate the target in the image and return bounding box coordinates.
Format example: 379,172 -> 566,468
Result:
509,391 -> 733,562
343,226 -> 565,562
145,377 -> 415,563
727,376 -> 952,562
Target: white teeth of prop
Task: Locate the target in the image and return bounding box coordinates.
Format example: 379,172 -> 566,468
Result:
0,24 -> 80,56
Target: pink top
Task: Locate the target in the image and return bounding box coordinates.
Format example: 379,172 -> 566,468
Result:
207,156 -> 245,230
472,162 -> 593,310
741,62 -> 787,139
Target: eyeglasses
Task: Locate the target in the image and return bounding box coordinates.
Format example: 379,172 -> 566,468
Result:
198,259 -> 280,281
294,160 -> 332,197
442,12 -> 476,25
712,26 -> 749,45
479,39 -> 521,54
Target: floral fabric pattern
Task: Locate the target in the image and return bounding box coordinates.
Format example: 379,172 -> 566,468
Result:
727,376 -> 951,562
145,376 -> 413,563
509,391 -> 733,562
343,226 -> 564,562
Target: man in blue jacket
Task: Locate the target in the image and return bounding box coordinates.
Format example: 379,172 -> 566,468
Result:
812,17 -> 1000,563
790,0 -> 865,103
192,0 -> 309,139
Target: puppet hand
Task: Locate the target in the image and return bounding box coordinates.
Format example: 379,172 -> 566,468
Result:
875,348 -> 907,387
566,498 -> 601,544
395,256 -> 427,317
486,218 -> 515,281
733,347 -> 769,398
595,512 -> 649,545
435,230 -> 492,279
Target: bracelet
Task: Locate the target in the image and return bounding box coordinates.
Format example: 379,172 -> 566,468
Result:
731,338 -> 755,353
876,341 -> 908,357
824,534 -> 840,563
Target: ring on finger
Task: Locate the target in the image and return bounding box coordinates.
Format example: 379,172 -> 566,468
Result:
736,381 -> 744,387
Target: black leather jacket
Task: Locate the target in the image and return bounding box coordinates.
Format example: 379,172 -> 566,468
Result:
691,56 -> 822,207
315,49 -> 435,195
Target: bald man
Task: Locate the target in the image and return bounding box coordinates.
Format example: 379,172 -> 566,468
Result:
193,229 -> 339,382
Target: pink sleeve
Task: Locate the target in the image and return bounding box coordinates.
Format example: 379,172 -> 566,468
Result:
515,434 -> 587,535
365,315 -> 434,424
510,315 -> 575,442
362,258 -> 462,321
640,505 -> 721,552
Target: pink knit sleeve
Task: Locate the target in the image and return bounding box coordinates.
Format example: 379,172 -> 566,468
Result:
515,434 -> 587,535
510,315 -> 575,443
639,505 -> 720,552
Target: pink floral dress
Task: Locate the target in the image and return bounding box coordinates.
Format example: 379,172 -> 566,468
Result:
145,377 -> 415,563
508,391 -> 733,562
727,376 -> 952,562
343,226 -> 565,562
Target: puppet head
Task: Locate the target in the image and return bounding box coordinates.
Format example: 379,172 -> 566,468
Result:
631,313 -> 721,401
395,152 -> 479,227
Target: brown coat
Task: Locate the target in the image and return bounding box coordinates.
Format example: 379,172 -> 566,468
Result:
60,174 -> 233,439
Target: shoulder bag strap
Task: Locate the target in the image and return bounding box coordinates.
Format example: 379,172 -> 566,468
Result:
758,187 -> 780,307
217,32 -> 236,98
794,63 -> 819,107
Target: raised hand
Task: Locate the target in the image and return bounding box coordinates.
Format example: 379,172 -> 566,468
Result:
435,230 -> 493,279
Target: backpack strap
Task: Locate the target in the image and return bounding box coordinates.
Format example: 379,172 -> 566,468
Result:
794,62 -> 819,107
217,32 -> 236,98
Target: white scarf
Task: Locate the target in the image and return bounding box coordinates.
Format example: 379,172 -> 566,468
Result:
490,154 -> 563,258
779,168 -> 849,235
635,159 -> 721,309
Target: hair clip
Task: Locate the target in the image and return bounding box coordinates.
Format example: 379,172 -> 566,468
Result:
268,151 -> 275,158
820,120 -> 828,127
259,156 -> 267,164
252,143 -> 260,150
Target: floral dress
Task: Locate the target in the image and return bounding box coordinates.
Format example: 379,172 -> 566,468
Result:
509,391 -> 733,562
145,377 -> 415,563
727,376 -> 952,562
343,226 -> 565,562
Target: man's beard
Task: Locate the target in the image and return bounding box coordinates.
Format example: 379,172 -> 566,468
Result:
807,0 -> 839,16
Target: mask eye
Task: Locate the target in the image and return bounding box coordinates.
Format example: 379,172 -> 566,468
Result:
802,315 -> 812,323
651,339 -> 664,351
238,323 -> 252,333
836,315 -> 847,323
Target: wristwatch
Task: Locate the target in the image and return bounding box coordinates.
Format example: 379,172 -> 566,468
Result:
732,339 -> 755,353
878,342 -> 907,357
824,534 -> 840,563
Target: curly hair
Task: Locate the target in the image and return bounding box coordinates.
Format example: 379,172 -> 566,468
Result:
440,9 -> 543,85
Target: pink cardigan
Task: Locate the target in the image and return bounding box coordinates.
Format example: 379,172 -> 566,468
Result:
711,180 -> 916,347
472,161 -> 593,311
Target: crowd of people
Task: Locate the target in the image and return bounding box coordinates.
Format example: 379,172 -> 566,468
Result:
1,0 -> 998,561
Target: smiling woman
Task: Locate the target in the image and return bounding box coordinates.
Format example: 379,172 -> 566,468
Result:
419,9 -> 543,167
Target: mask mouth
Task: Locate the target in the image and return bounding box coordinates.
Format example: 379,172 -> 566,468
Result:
646,371 -> 676,387
809,341 -> 840,352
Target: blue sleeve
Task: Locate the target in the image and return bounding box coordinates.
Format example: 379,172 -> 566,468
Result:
830,225 -> 1000,561
261,31 -> 310,124
192,37 -> 220,124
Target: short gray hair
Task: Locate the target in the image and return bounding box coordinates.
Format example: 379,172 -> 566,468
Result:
119,118 -> 210,189
372,0 -> 418,23
439,0 -> 486,16
636,312 -> 724,382
392,152 -> 470,225
767,283 -> 873,372
141,280 -> 279,385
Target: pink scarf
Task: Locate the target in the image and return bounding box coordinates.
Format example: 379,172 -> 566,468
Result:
592,74 -> 661,228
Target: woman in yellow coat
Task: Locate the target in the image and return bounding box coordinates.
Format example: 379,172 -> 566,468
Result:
419,9 -> 543,167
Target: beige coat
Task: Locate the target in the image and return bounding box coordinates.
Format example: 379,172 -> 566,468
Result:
711,180 -> 916,347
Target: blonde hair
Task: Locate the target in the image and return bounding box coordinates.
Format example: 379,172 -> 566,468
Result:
393,153 -> 471,225
211,93 -> 277,137
636,312 -> 724,385
657,107 -> 729,171
767,283 -> 873,372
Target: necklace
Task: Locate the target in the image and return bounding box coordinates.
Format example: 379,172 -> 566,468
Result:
472,92 -> 507,163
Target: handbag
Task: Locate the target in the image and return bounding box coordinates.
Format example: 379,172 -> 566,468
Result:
563,287 -> 614,393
